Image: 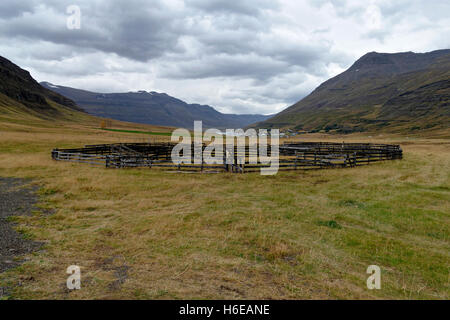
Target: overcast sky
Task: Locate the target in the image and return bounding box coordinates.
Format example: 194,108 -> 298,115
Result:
0,0 -> 449,115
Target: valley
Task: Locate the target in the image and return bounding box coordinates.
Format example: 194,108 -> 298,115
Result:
0,113 -> 448,299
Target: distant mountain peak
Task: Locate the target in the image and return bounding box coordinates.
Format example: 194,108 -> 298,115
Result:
351,49 -> 450,72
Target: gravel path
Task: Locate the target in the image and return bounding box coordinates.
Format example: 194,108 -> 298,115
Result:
0,177 -> 42,274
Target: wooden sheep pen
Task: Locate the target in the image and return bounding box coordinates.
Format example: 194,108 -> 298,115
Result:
51,142 -> 402,173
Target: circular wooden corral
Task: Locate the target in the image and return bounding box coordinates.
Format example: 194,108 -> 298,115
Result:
51,142 -> 402,173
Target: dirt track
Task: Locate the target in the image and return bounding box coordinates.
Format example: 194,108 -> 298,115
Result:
0,177 -> 42,274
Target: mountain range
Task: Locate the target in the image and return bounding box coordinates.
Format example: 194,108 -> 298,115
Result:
254,49 -> 450,133
1,50 -> 449,134
40,82 -> 270,129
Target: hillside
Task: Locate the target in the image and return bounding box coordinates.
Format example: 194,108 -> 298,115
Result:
41,82 -> 270,129
0,56 -> 84,119
255,49 -> 450,133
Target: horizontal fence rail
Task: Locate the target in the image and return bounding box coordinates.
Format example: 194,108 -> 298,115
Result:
51,142 -> 402,173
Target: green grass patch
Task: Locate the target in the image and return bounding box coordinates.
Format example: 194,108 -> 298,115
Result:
100,128 -> 174,136
317,220 -> 342,229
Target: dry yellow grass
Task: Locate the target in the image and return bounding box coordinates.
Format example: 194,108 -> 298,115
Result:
0,117 -> 449,300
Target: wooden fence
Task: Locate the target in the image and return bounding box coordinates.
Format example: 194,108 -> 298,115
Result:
51,142 -> 402,173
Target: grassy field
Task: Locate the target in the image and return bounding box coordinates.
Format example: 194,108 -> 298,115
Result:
0,116 -> 448,300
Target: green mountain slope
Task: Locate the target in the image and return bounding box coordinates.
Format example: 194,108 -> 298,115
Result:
255,49 -> 450,133
0,55 -> 85,120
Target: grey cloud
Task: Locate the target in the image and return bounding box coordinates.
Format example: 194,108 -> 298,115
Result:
309,0 -> 362,17
0,0 -> 339,81
185,0 -> 278,16
225,73 -> 317,107
161,54 -> 290,80
0,0 -> 281,64
0,0 -> 185,62
0,0 -> 36,18
0,39 -> 87,61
